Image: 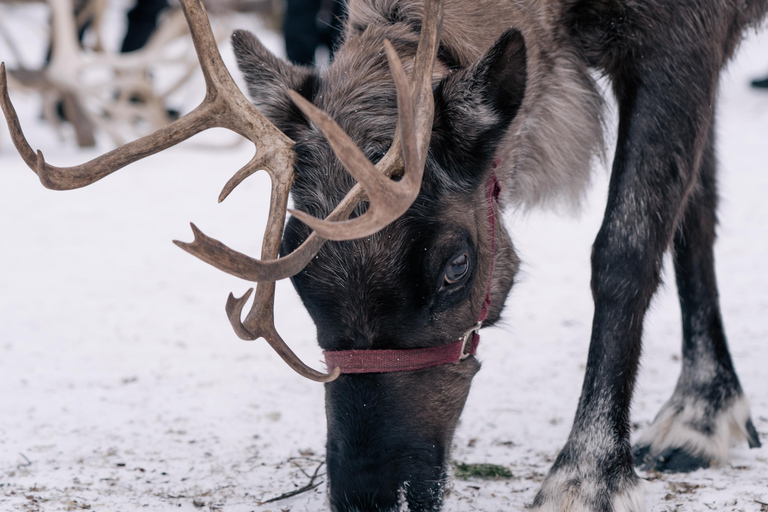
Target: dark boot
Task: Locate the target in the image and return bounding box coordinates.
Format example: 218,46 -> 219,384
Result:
751,75 -> 768,89
121,0 -> 169,53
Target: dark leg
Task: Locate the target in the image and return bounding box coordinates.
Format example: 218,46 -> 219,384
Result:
633,119 -> 761,472
283,0 -> 322,65
121,0 -> 169,53
317,0 -> 346,60
532,37 -> 724,512
752,74 -> 768,89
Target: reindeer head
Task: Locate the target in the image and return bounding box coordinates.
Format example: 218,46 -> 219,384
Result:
0,0 -> 527,509
232,15 -> 527,512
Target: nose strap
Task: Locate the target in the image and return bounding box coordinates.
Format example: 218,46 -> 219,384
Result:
323,332 -> 480,374
323,172 -> 500,375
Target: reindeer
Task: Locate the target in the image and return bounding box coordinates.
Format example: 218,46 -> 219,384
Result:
1,0 -> 766,510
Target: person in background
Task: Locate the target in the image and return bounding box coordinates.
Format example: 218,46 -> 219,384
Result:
283,0 -> 345,65
121,0 -> 169,53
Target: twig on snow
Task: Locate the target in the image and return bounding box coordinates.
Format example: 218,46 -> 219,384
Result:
287,456 -> 324,466
17,453 -> 32,469
290,459 -> 325,480
258,461 -> 325,505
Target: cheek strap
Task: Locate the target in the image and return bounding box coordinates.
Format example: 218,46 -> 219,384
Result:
323,172 -> 501,374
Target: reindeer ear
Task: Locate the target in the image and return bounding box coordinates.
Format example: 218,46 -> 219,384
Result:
431,29 -> 527,178
231,30 -> 319,136
478,29 -> 528,121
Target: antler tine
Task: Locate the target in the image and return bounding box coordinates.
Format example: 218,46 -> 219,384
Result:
262,325 -> 341,382
225,288 -> 340,382
1,78 -> 216,190
374,0 -> 442,179
410,0 -> 443,161
287,90 -> 396,201
280,0 -> 443,242
0,63 -> 36,170
385,39 -> 421,194
174,222 -> 328,282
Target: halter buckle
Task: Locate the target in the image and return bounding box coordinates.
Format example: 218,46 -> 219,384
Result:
459,322 -> 482,360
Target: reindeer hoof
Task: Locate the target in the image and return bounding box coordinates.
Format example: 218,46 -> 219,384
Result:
532,456 -> 645,512
633,393 -> 760,474
633,445 -> 710,472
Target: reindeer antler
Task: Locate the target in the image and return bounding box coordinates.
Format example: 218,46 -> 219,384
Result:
0,0 -> 444,382
286,0 -> 443,241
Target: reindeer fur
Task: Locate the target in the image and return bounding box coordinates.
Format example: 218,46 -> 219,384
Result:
232,0 -> 767,510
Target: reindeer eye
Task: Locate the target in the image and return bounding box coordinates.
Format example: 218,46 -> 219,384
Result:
444,252 -> 470,285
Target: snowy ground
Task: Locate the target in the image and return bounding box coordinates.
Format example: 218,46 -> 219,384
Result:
1,4 -> 767,512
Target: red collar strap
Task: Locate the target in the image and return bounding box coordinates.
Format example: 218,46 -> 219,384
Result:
323,172 -> 501,374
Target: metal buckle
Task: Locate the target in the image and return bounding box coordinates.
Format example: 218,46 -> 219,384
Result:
459,321 -> 482,360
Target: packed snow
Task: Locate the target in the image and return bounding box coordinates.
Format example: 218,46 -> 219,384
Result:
0,3 -> 766,511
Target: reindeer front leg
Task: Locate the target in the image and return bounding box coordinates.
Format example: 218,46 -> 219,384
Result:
532,44 -> 724,512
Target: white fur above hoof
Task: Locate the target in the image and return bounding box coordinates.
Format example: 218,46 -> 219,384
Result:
530,468 -> 646,512
633,393 -> 760,472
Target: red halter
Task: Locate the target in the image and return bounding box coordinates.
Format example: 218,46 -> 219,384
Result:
323,172 -> 501,374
